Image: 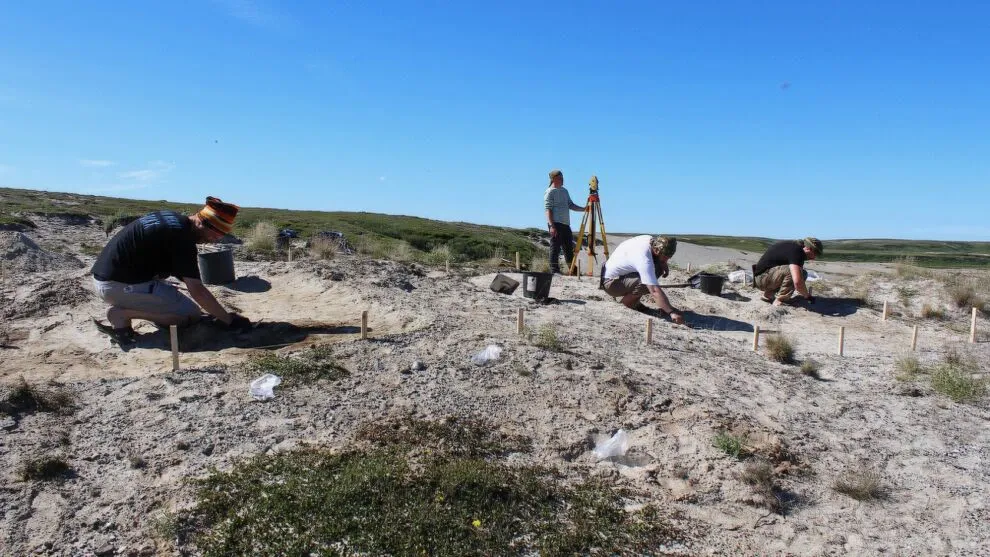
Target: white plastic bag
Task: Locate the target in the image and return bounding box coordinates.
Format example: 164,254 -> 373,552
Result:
593,429 -> 630,460
471,345 -> 503,365
249,373 -> 282,400
727,270 -> 752,284
805,270 -> 822,282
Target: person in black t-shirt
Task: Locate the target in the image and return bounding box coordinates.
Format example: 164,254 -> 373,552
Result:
91,196 -> 251,345
752,237 -> 823,306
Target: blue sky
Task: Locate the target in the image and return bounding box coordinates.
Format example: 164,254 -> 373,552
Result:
1,1 -> 988,240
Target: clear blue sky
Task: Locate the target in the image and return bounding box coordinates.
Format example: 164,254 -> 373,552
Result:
2,1 -> 988,240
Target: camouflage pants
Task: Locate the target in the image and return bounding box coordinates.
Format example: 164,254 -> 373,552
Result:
754,265 -> 806,302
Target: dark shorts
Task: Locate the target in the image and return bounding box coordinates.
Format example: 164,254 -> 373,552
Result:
602,274 -> 650,297
93,278 -> 201,317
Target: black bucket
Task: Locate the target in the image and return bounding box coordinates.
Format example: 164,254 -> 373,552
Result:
198,248 -> 236,285
698,273 -> 725,296
522,272 -> 553,300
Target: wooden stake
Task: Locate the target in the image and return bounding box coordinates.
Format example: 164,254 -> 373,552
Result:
445,258 -> 450,273
361,310 -> 368,340
517,308 -> 525,335
752,325 -> 760,351
970,307 -> 978,343
882,301 -> 889,321
837,326 -> 845,356
515,252 -> 521,270
288,246 -> 292,262
687,262 -> 692,273
911,325 -> 918,351
645,318 -> 653,344
169,325 -> 180,371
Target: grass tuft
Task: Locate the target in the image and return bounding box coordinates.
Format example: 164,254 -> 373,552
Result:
245,221 -> 278,254
247,345 -> 349,385
713,431 -> 746,459
920,304 -> 946,320
422,244 -> 452,267
530,324 -> 563,352
765,335 -> 795,364
307,235 -> 341,260
800,359 -> 821,378
894,355 -> 923,381
184,418 -> 682,556
833,467 -> 886,501
18,456 -> 71,481
930,364 -> 986,403
946,281 -> 984,310
0,378 -> 76,416
739,460 -> 781,513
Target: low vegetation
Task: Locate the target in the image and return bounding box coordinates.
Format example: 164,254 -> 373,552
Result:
893,349 -> 986,402
183,417 -> 682,556
764,335 -> 795,364
833,466 -> 886,502
530,324 -> 563,352
0,378 -> 76,416
739,460 -> 781,513
247,345 -> 349,385
800,359 -> 821,378
920,304 -> 946,320
307,235 -> 341,260
18,456 -> 72,481
244,221 -> 278,254
713,431 -> 747,459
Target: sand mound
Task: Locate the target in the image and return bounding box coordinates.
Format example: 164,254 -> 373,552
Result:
0,231 -> 84,273
3,277 -> 95,320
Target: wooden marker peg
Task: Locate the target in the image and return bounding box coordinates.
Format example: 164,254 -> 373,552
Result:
517,308 -> 525,335
687,262 -> 692,273
645,318 -> 653,344
361,310 -> 369,340
170,325 -> 180,371
288,246 -> 292,262
911,325 -> 919,351
970,307 -> 978,343
515,252 -> 521,270
838,326 -> 845,356
752,325 -> 760,351
882,301 -> 889,321
445,258 -> 450,273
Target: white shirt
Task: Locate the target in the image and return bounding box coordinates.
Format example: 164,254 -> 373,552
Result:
603,235 -> 658,286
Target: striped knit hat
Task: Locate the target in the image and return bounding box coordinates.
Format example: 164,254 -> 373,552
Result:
198,196 -> 239,235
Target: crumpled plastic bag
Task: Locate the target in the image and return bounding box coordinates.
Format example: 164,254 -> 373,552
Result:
471,345 -> 503,366
593,429 -> 630,460
249,373 -> 282,400
727,270 -> 752,284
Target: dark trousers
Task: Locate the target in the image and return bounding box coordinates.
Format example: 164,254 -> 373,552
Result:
549,222 -> 574,273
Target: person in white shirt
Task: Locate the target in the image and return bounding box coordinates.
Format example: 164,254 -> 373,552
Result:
601,235 -> 685,325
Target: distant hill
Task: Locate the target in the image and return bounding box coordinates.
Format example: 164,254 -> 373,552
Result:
2,187 -> 988,268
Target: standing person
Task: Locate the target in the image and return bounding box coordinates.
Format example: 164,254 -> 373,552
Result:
601,234 -> 686,325
91,196 -> 252,345
543,169 -> 585,274
752,237 -> 823,305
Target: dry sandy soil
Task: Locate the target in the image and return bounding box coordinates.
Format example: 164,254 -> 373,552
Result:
1,216 -> 989,556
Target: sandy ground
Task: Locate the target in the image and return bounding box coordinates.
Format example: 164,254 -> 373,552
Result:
1,217 -> 989,556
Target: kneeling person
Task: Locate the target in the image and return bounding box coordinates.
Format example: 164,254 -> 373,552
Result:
601,235 -> 685,325
752,237 -> 822,305
91,196 -> 251,344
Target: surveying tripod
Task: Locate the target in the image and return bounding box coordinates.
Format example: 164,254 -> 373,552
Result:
568,175 -> 609,276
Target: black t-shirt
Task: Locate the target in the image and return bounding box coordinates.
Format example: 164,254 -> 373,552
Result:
91,211 -> 200,283
753,240 -> 806,276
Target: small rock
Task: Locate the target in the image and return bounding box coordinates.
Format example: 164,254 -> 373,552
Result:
175,440 -> 191,451
0,416 -> 16,431
95,544 -> 115,557
411,360 -> 426,371
201,444 -> 215,456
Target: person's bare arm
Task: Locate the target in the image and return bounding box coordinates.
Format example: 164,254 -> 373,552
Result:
790,264 -> 810,297
647,284 -> 684,325
569,200 -> 584,211
183,277 -> 233,324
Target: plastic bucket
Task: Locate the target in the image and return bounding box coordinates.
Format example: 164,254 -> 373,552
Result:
522,272 -> 553,300
198,248 -> 236,285
698,273 -> 725,296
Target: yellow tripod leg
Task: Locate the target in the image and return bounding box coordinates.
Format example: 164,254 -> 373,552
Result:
586,201 -> 597,275
596,201 -> 610,259
568,207 -> 590,275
